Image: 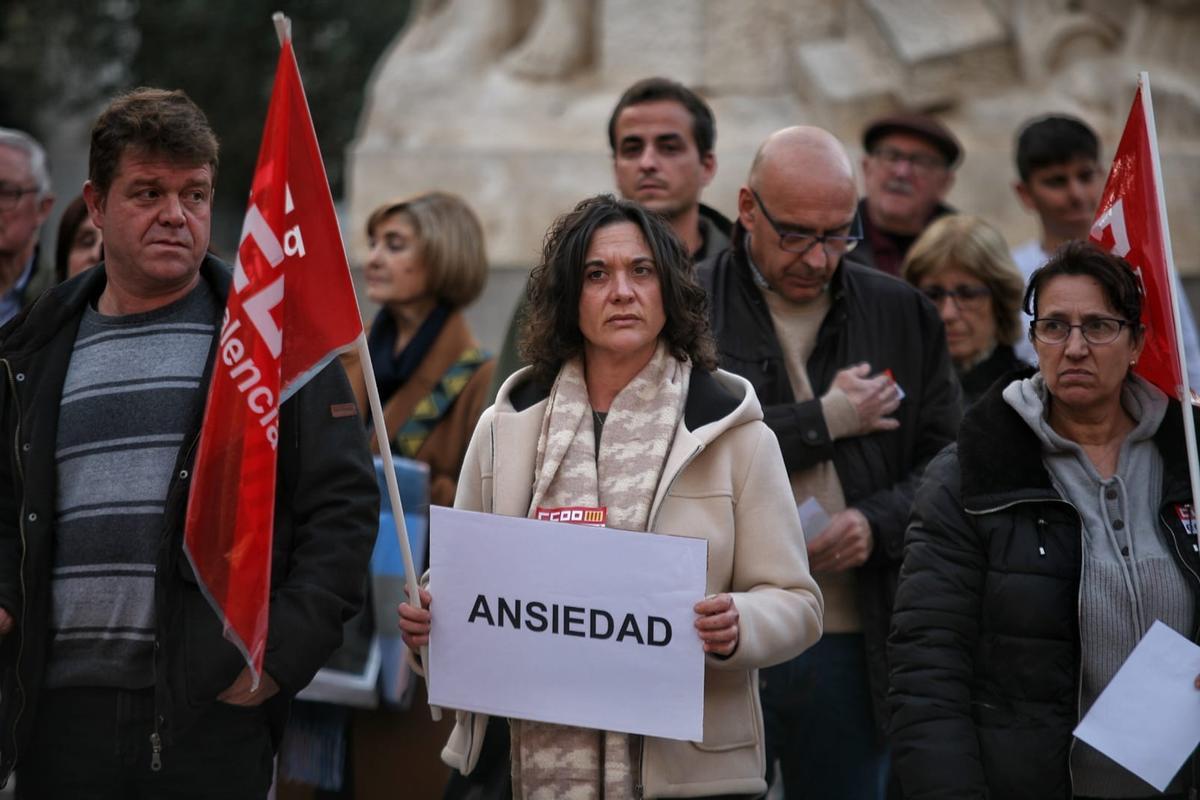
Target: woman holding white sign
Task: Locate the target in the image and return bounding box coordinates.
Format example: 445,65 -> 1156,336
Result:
888,242 -> 1200,799
401,194 -> 823,799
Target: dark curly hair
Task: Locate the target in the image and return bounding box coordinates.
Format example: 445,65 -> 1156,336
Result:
520,194 -> 718,384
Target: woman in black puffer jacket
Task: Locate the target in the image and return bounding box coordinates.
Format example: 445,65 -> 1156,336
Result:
887,242 -> 1200,800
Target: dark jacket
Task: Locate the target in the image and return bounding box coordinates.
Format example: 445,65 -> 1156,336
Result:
19,247 -> 55,313
959,344 -> 1028,410
0,257 -> 379,782
848,198 -> 954,277
697,225 -> 961,730
888,372 -> 1200,800
694,202 -> 733,264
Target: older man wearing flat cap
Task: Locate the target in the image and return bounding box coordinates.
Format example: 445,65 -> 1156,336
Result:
853,113 -> 961,276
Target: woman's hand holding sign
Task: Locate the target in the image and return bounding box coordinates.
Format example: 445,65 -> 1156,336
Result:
399,586 -> 433,652
694,593 -> 739,656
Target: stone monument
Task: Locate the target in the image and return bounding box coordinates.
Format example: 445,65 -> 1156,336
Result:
349,0 -> 1200,347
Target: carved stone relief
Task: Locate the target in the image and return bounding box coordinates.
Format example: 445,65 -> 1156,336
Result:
349,0 -> 1200,341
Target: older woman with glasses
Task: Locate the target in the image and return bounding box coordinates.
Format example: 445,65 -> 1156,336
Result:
888,241 -> 1200,800
902,215 -> 1029,407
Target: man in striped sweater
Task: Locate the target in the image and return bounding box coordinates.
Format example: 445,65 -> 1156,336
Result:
0,88 -> 379,798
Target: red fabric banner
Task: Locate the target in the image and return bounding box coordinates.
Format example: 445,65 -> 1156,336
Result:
1089,83 -> 1184,401
184,39 -> 363,680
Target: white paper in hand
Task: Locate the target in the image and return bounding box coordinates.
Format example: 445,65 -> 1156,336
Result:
1073,620 -> 1200,792
797,497 -> 831,543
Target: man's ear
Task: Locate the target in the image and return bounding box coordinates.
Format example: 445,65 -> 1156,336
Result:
35,193 -> 54,227
736,185 -> 755,230
82,181 -> 105,231
1014,180 -> 1036,214
700,151 -> 716,188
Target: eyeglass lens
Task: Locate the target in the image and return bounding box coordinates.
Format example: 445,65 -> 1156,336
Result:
1032,319 -> 1126,344
873,146 -> 945,173
923,286 -> 990,307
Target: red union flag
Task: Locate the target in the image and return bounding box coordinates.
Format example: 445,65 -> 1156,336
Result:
184,38 -> 363,680
1089,82 -> 1185,401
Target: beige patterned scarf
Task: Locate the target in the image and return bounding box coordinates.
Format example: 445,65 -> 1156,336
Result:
510,341 -> 690,800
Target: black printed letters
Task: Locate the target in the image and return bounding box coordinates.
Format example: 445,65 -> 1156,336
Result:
467,594 -> 672,647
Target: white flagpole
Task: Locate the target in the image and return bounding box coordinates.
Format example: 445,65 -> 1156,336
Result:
1141,71 -> 1200,525
272,11 -> 441,721
272,11 -> 291,43
354,334 -> 441,721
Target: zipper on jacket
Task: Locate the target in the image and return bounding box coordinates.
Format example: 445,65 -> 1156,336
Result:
968,496 -> 1084,792
647,444 -> 702,531
635,735 -> 645,799
150,429 -> 202,774
150,727 -> 163,771
1069,523 -> 1085,797
965,496 -> 1075,516
1,359 -> 28,780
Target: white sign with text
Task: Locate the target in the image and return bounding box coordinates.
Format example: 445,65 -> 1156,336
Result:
427,506 -> 707,741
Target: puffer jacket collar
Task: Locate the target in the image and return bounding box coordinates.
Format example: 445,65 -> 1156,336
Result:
960,367 -> 1197,511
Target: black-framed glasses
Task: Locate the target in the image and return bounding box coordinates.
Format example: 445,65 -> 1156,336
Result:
870,146 -> 947,175
922,284 -> 991,310
0,184 -> 38,212
1030,317 -> 1132,345
750,189 -> 861,257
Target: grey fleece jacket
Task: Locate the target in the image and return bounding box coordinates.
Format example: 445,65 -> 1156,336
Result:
1004,373 -> 1195,796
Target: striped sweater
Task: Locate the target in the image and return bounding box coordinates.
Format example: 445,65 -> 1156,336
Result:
47,282 -> 217,689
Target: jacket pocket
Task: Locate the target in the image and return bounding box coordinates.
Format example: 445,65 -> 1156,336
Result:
182,586 -> 249,707
641,668 -> 766,796
690,668 -> 758,752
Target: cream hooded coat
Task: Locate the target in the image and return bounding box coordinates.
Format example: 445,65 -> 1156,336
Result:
435,365 -> 823,798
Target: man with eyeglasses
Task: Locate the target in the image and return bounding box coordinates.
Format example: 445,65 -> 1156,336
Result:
699,126 -> 960,799
0,128 -> 56,327
852,113 -> 961,277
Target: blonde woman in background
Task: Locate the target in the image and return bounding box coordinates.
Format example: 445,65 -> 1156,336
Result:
343,191 -> 496,507
902,215 -> 1029,407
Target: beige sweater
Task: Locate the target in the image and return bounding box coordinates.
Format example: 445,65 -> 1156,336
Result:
762,288 -> 862,633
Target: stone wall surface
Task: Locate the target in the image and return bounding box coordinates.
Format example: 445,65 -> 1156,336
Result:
349,0 -> 1200,346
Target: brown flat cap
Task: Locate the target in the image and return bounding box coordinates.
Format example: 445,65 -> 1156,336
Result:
863,113 -> 962,168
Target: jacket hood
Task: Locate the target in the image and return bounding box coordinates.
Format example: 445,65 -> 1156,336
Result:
1002,372 -> 1167,457
492,363 -> 763,446
694,204 -> 734,264
698,203 -> 733,238
960,366 -> 1193,510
